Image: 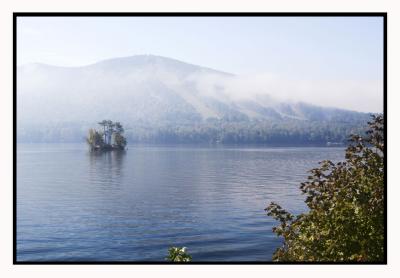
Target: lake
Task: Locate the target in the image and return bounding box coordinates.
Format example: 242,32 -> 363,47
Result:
16,144 -> 344,262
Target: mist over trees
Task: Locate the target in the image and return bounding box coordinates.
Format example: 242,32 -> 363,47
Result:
17,55 -> 374,145
18,116 -> 370,145
86,120 -> 127,150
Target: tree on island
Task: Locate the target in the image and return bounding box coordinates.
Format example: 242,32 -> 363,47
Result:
113,122 -> 127,148
87,120 -> 127,151
265,115 -> 384,262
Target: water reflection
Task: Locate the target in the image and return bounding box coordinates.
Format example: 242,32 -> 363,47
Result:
17,144 -> 345,261
88,150 -> 126,184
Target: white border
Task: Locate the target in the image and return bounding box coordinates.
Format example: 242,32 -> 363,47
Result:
1,0 -> 399,277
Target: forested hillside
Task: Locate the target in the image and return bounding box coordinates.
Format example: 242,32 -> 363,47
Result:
17,55 -> 372,144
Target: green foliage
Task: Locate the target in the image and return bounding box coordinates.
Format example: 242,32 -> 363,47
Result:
114,132 -> 127,149
86,128 -> 104,149
166,247 -> 192,262
87,120 -> 127,150
265,115 -> 384,262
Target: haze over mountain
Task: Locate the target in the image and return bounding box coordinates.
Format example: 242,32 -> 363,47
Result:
17,55 -> 372,144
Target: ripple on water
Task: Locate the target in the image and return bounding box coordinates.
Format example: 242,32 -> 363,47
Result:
17,144 -> 345,261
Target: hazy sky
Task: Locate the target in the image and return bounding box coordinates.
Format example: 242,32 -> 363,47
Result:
17,16 -> 384,112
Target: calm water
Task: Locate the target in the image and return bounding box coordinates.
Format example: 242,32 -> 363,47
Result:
17,144 -> 344,262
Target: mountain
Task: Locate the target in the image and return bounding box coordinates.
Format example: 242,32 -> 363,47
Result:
17,55 -> 372,144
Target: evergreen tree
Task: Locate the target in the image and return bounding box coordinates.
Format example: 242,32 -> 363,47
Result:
87,120 -> 127,151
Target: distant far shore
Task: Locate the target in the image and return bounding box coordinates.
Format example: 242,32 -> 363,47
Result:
16,141 -> 347,148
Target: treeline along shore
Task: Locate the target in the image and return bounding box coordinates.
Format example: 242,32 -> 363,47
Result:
18,117 -> 370,145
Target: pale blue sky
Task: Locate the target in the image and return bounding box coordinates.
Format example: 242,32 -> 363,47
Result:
17,16 -> 384,112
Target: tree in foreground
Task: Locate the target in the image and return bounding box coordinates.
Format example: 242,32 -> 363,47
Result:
166,247 -> 192,262
266,115 -> 384,262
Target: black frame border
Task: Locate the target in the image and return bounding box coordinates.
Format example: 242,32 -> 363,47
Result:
13,12 -> 388,265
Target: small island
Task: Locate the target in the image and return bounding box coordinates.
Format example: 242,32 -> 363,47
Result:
86,120 -> 127,151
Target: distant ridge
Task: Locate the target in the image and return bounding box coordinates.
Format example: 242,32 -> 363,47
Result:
20,54 -> 234,76
17,54 -> 371,143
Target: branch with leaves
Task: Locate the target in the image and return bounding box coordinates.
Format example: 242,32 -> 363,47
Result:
166,247 -> 192,262
266,115 -> 384,262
